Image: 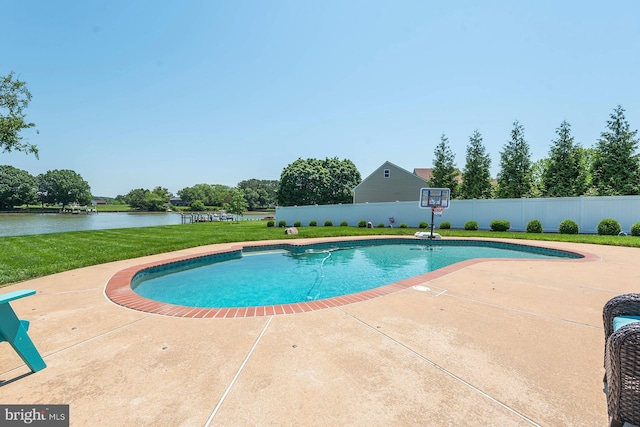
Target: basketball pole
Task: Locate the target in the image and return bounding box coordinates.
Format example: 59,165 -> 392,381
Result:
430,208 -> 435,240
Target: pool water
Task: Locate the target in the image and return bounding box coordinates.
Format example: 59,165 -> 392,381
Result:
132,241 -> 576,308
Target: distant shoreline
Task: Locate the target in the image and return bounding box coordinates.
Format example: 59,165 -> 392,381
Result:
0,209 -> 274,215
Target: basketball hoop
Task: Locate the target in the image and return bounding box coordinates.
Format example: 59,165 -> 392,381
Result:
418,188 -> 450,240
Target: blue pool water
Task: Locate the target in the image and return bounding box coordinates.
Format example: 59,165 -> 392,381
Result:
131,240 -> 580,308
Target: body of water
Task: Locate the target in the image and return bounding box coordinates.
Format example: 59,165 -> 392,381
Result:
0,212 -> 265,237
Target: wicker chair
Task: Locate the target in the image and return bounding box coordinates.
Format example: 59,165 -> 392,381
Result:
603,293 -> 640,427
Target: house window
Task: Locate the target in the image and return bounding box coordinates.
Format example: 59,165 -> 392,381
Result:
384,169 -> 390,178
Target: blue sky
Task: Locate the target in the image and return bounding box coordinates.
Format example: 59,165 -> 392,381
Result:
3,1 -> 639,197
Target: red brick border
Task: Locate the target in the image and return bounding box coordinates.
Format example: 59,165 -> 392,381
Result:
104,238 -> 598,318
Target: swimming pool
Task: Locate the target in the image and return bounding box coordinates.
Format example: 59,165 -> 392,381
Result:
114,238 -> 583,315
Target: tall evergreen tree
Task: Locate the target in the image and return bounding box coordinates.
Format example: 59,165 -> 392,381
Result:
529,158 -> 549,198
577,147 -> 596,195
460,130 -> 492,199
496,121 -> 532,198
542,120 -> 586,197
591,105 -> 640,195
429,134 -> 459,197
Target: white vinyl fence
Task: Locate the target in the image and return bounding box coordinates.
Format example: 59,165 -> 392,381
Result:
275,195 -> 640,234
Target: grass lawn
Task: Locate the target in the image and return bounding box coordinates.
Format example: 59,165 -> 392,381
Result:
1,221 -> 639,287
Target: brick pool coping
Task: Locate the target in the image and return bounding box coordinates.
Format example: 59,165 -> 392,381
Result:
104,237 -> 598,318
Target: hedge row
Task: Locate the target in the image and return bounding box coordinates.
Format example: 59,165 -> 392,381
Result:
269,218 -> 640,236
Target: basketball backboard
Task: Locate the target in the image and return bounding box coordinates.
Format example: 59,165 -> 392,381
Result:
419,188 -> 450,209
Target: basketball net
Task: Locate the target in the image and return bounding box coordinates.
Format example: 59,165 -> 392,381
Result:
431,206 -> 445,216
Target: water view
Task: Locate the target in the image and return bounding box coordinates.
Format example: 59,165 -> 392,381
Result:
0,212 -> 266,237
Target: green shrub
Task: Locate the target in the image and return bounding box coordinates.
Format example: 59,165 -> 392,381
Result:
439,221 -> 451,229
309,220 -> 317,226
294,221 -> 301,227
597,218 -> 621,236
631,222 -> 640,236
340,220 -> 349,227
526,219 -> 543,233
399,223 -> 408,228
266,220 -> 275,228
490,220 -> 510,232
558,219 -> 579,234
358,220 -> 367,228
376,222 -> 385,228
324,220 -> 333,227
278,220 -> 287,228
190,200 -> 206,211
464,221 -> 478,231
419,221 -> 429,229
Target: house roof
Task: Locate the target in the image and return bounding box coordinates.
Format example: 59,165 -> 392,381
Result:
414,167 -> 464,184
353,162 -> 469,193
352,161 -> 427,192
413,168 -> 433,181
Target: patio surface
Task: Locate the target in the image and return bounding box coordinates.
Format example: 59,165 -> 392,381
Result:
0,236 -> 634,426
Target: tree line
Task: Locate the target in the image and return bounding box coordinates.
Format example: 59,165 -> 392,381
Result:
175,179 -> 278,211
113,180 -> 278,213
275,106 -> 638,206
429,105 -> 639,199
0,167 -> 92,210
0,169 -> 279,212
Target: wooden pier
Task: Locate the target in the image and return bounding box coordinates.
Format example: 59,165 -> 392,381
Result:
180,212 -> 234,224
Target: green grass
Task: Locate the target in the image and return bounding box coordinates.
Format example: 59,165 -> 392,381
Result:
1,222 -> 639,287
442,229 -> 640,247
94,204 -> 132,212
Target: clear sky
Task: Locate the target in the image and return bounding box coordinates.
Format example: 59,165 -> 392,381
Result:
3,1 -> 639,197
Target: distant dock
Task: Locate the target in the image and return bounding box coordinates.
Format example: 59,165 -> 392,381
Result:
60,207 -> 97,214
180,212 -> 234,224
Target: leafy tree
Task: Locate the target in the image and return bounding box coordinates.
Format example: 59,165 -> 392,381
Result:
460,130 -> 492,199
429,134 -> 459,197
206,184 -> 232,206
151,186 -> 171,201
125,187 -> 170,211
147,186 -> 171,211
277,157 -> 360,206
542,121 -> 586,197
591,105 -> 640,195
177,184 -> 207,206
125,188 -> 148,210
38,169 -> 92,209
278,158 -> 328,206
1,72 -> 38,158
321,157 -> 361,204
144,192 -> 167,211
190,200 -> 206,211
223,188 -> 248,222
497,121 -> 532,198
177,183 -> 232,207
0,165 -> 38,208
237,179 -> 278,210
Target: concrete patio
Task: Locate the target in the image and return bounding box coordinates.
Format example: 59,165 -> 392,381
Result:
0,237 -> 634,426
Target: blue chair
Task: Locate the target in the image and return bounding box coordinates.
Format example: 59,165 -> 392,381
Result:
0,289 -> 46,372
